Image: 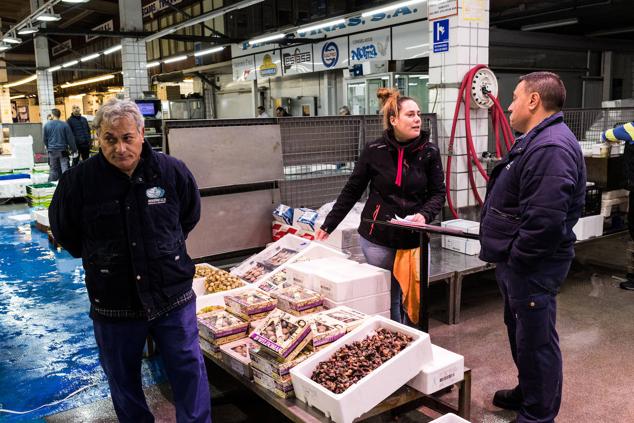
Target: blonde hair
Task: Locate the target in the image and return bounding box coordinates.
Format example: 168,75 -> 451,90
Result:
377,87 -> 416,130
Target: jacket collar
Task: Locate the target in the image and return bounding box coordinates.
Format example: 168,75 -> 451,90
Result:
383,129 -> 428,153
514,112 -> 564,151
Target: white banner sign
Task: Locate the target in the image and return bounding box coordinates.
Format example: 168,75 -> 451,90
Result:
52,39 -> 72,57
255,50 -> 281,79
392,21 -> 430,60
349,28 -> 391,64
313,37 -> 349,72
142,0 -> 183,18
281,45 -> 313,75
86,19 -> 114,42
232,55 -> 256,81
428,0 -> 458,21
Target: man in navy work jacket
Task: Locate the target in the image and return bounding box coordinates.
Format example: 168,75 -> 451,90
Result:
67,105 -> 92,164
49,98 -> 211,423
479,72 -> 586,423
43,108 -> 77,181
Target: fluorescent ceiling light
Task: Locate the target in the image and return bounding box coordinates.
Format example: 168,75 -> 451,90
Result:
521,18 -> 578,31
61,74 -> 115,88
61,0 -> 90,3
2,35 -> 22,44
587,26 -> 634,37
297,19 -> 346,34
36,12 -> 62,22
80,53 -> 100,62
48,65 -> 62,72
17,25 -> 39,35
103,45 -> 122,55
69,94 -> 85,99
163,55 -> 187,64
3,74 -> 37,88
194,46 -> 224,57
362,0 -> 426,18
146,61 -> 161,68
10,94 -> 26,100
0,44 -> 10,52
248,33 -> 285,45
62,60 -> 79,68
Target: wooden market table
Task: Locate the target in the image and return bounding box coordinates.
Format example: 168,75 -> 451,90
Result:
203,350 -> 471,422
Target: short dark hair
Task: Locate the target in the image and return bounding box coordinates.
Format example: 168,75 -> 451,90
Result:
51,108 -> 61,118
257,106 -> 265,111
519,71 -> 566,112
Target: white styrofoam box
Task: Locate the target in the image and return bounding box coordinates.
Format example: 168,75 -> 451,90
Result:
573,215 -> 604,241
193,263 -> 214,296
375,310 -> 390,319
600,197 -> 628,217
285,258 -> 357,291
407,344 -> 464,395
430,413 -> 471,423
296,242 -> 348,261
0,178 -> 31,198
195,284 -> 252,312
601,189 -> 629,201
322,291 -> 390,316
316,263 -> 390,302
31,173 -> 49,184
323,226 -> 361,251
441,219 -> 481,256
8,136 -> 34,170
33,209 -> 49,227
290,316 -> 433,423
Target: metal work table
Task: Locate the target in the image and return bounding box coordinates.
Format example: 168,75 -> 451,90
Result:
203,350 -> 471,422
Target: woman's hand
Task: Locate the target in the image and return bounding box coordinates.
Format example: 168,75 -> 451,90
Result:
408,213 -> 426,223
315,229 -> 330,240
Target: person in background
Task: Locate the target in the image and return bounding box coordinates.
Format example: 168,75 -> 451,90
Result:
275,106 -> 291,117
479,72 -> 586,423
49,99 -> 211,423
67,105 -> 92,165
338,105 -> 351,116
43,108 -> 77,181
256,105 -> 269,118
316,88 -> 445,323
602,121 -> 634,290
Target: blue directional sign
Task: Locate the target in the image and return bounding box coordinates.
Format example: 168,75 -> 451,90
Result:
433,19 -> 449,53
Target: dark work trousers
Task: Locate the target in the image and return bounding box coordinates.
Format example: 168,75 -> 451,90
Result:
72,144 -> 91,166
629,192 -> 634,240
93,300 -> 212,423
496,262 -> 567,423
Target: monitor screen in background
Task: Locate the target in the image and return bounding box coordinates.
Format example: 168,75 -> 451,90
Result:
137,102 -> 156,117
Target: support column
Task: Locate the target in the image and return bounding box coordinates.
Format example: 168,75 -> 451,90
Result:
602,51 -> 612,101
320,71 -> 338,116
428,0 -> 490,215
31,0 -> 55,123
0,57 -> 12,124
120,0 -> 149,100
251,79 -> 258,117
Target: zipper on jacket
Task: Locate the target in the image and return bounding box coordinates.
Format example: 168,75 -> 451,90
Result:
369,204 -> 381,235
491,207 -> 520,221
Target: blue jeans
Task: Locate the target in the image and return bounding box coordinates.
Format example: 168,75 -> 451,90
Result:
48,150 -> 69,182
359,237 -> 403,322
93,300 -> 211,423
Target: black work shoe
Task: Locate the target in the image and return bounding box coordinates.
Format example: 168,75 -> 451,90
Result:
493,386 -> 522,410
620,280 -> 634,290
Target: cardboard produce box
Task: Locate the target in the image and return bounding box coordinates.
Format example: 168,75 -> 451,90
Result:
252,366 -> 295,399
220,338 -> 256,379
273,285 -> 324,316
249,309 -> 313,362
249,343 -> 313,382
197,309 -> 249,345
224,288 -> 277,321
308,313 -> 346,350
318,306 -> 367,333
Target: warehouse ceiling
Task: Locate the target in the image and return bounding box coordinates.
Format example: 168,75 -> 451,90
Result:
1,0 -> 634,90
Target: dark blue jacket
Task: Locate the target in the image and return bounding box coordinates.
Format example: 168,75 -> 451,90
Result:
67,114 -> 92,146
43,119 -> 77,152
479,113 -> 586,290
49,142 -> 201,321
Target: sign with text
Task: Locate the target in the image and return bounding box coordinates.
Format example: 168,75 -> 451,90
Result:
313,37 -> 349,72
142,0 -> 183,18
86,19 -> 114,42
281,44 -> 313,75
231,55 -> 256,81
432,19 -> 449,53
255,50 -> 281,79
52,39 -> 72,57
349,28 -> 391,64
428,0 -> 458,21
462,0 -> 487,22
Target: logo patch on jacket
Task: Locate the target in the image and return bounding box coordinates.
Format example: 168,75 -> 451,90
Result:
146,187 -> 166,205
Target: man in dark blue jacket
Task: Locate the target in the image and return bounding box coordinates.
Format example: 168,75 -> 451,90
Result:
479,72 -> 586,423
49,99 -> 211,423
43,108 -> 77,181
67,105 -> 92,164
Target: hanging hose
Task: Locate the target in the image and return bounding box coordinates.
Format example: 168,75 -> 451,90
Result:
445,65 -> 515,219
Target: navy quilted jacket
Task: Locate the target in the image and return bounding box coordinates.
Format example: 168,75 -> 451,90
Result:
479,112 -> 586,281
67,114 -> 92,146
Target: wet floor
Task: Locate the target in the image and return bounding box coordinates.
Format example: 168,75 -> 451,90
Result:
0,205 -> 165,422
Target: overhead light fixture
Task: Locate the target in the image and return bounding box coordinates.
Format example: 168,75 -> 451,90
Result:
146,61 -> 160,68
80,53 -> 100,62
297,19 -> 346,34
361,0 -> 426,18
10,94 -> 26,100
521,18 -> 579,31
17,25 -> 39,35
61,0 -> 90,3
69,94 -> 85,99
248,33 -> 286,45
193,46 -> 224,57
48,65 -> 62,72
36,10 -> 62,22
0,44 -> 10,52
587,26 -> 634,37
62,60 -> 79,68
163,55 -> 187,64
61,74 -> 115,88
103,45 -> 122,55
2,74 -> 37,88
2,34 -> 22,44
